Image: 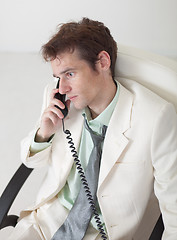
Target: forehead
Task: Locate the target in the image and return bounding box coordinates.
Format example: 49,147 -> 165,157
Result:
51,49 -> 89,76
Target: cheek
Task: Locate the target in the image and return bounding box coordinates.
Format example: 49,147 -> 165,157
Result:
79,91 -> 90,104
76,82 -> 89,97
74,73 -> 96,100
76,89 -> 91,108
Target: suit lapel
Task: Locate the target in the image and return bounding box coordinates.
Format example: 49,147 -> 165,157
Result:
98,83 -> 134,188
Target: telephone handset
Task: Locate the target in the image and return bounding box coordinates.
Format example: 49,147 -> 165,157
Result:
54,80 -> 107,240
54,79 -> 68,118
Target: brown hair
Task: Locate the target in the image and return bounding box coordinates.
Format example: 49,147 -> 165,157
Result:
41,18 -> 117,77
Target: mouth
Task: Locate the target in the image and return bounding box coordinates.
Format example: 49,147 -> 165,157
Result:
69,96 -> 77,101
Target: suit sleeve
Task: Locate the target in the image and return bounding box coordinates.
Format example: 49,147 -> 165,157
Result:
151,103 -> 177,239
20,83 -> 53,168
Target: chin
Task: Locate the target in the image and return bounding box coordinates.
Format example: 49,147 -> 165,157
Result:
73,102 -> 87,110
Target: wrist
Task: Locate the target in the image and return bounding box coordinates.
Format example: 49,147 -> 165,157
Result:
35,128 -> 53,143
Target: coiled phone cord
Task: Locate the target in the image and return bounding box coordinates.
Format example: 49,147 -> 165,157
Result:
62,120 -> 108,240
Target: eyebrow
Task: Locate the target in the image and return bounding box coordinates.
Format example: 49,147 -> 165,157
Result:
53,68 -> 76,78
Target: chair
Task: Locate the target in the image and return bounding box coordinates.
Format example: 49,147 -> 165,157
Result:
0,45 -> 177,239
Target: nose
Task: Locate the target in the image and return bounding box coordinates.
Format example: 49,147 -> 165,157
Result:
59,77 -> 71,94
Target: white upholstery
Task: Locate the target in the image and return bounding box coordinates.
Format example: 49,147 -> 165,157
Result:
115,45 -> 177,111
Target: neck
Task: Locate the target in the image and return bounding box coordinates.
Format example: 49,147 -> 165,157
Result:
89,79 -> 117,119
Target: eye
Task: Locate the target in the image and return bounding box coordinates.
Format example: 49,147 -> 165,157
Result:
66,72 -> 75,78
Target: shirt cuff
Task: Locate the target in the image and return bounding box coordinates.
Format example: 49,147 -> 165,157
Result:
30,131 -> 54,153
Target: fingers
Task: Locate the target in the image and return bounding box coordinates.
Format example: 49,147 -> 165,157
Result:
49,98 -> 66,111
50,88 -> 59,101
42,88 -> 70,124
37,88 -> 69,140
50,88 -> 70,108
44,105 -> 64,122
38,109 -> 62,141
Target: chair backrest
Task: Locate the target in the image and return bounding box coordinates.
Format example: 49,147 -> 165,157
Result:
115,45 -> 177,112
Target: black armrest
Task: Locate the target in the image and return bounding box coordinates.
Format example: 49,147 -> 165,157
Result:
149,214 -> 164,240
0,164 -> 33,229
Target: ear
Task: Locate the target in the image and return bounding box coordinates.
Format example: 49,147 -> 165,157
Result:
97,51 -> 111,71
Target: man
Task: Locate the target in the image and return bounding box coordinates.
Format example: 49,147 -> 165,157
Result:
8,18 -> 177,240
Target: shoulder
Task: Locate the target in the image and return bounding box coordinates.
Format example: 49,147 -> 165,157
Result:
117,77 -> 169,111
116,78 -> 177,129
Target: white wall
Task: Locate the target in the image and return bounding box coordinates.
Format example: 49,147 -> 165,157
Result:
0,0 -> 177,238
0,0 -> 177,58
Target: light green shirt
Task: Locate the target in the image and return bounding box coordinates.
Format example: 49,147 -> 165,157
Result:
30,81 -> 120,231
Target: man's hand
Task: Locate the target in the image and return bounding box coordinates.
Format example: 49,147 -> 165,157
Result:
35,88 -> 70,142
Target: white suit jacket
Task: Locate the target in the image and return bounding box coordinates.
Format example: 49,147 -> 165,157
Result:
20,78 -> 177,240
